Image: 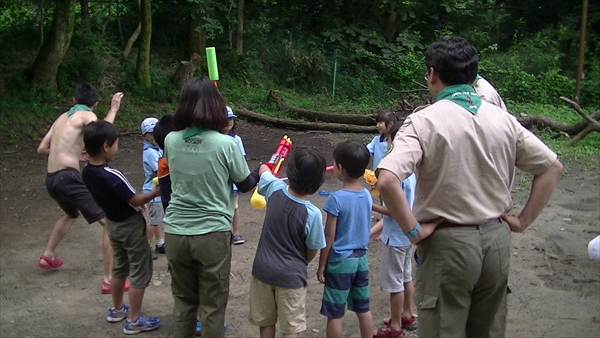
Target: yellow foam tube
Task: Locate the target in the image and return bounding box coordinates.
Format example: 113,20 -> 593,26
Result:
250,186 -> 267,209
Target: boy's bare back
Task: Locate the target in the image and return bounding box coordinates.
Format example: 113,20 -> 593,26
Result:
37,92 -> 123,173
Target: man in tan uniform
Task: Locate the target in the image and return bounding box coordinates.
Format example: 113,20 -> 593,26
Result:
377,37 -> 563,337
37,83 -> 125,294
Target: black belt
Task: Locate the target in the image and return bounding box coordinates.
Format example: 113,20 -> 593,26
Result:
437,217 -> 502,229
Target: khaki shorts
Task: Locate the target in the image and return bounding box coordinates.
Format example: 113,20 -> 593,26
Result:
233,195 -> 239,209
380,244 -> 413,293
107,212 -> 153,289
249,277 -> 307,334
146,201 -> 164,225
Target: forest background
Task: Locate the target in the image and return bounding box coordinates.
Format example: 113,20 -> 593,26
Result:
0,0 -> 598,159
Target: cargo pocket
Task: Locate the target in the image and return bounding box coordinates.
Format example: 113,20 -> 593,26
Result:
414,292 -> 439,336
415,292 -> 437,310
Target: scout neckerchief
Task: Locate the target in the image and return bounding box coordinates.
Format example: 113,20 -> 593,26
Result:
436,84 -> 482,115
182,126 -> 210,139
66,104 -> 91,117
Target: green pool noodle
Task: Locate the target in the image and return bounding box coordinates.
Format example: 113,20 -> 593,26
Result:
206,47 -> 219,81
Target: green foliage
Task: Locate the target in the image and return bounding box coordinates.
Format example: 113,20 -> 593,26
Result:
120,54 -> 180,103
1,0 -> 599,169
0,87 -> 61,142
279,39 -> 329,88
479,31 -> 579,106
56,33 -> 122,93
323,25 -> 424,56
579,50 -> 600,107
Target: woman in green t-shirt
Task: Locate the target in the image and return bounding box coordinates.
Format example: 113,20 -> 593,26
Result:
163,77 -> 259,338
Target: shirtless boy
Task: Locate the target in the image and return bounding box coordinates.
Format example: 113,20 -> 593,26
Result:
37,83 -> 125,294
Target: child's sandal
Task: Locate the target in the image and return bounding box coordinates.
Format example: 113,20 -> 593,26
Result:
374,326 -> 404,338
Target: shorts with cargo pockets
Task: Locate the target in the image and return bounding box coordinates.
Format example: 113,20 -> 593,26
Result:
107,212 -> 153,289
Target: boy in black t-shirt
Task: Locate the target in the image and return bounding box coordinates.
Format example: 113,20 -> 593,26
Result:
82,120 -> 162,335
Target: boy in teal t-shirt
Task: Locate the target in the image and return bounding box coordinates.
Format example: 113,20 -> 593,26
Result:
317,140 -> 374,338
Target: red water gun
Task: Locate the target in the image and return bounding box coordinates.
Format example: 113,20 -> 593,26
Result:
250,135 -> 292,209
265,135 -> 292,176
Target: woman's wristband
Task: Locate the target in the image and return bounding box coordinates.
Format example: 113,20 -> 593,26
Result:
404,222 -> 421,238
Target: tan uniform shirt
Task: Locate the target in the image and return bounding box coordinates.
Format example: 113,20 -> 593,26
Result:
378,100 -> 556,225
473,77 -> 508,112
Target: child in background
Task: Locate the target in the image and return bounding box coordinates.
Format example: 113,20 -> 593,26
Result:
317,140 -> 374,338
223,106 -> 246,245
371,121 -> 417,337
366,110 -> 399,171
81,121 -> 161,335
140,117 -> 165,258
249,147 -> 327,338
366,110 -> 399,238
152,115 -> 174,212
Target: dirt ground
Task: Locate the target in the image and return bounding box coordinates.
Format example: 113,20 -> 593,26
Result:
1,120 -> 599,338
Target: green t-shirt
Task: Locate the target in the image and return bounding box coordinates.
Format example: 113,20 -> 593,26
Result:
163,128 -> 250,235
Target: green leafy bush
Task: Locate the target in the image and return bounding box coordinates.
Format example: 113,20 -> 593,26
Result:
479,31 -> 575,105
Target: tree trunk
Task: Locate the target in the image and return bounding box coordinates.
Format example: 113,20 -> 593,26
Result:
37,0 -> 44,48
385,1 -> 398,43
101,0 -> 113,37
80,0 -> 91,34
235,0 -> 244,53
172,53 -> 202,91
186,9 -> 207,59
135,0 -> 152,88
123,24 -> 141,58
27,0 -> 76,90
122,0 -> 141,58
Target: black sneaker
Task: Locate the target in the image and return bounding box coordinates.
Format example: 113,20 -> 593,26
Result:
155,244 -> 166,254
232,234 -> 245,245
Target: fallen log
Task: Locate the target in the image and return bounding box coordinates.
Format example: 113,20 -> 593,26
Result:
235,108 -> 377,133
517,111 -> 600,135
268,90 -> 377,126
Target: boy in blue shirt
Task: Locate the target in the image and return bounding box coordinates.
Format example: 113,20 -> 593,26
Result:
82,121 -> 161,335
249,147 -> 327,338
317,140 -> 374,338
140,117 -> 165,256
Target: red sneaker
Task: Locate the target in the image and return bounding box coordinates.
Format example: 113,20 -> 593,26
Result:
101,279 -> 131,294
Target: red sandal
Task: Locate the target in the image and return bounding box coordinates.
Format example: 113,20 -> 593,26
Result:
383,316 -> 417,331
401,316 -> 417,331
374,327 -> 404,338
101,279 -> 131,294
37,255 -> 63,270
